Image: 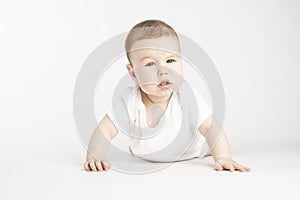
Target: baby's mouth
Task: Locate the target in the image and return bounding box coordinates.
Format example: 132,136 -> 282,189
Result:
157,80 -> 172,88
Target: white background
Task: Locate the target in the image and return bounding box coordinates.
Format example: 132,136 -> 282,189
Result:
1,0 -> 299,199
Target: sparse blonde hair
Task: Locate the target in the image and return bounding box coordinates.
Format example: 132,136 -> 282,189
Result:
125,19 -> 180,62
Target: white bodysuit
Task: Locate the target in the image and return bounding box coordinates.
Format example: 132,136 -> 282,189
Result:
107,80 -> 213,162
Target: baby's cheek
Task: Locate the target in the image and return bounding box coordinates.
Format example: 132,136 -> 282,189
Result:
135,67 -> 159,85
140,84 -> 157,94
174,65 -> 183,75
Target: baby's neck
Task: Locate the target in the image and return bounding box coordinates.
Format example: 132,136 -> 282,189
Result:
140,89 -> 173,128
140,88 -> 172,108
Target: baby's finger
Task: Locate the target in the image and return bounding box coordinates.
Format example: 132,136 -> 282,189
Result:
89,160 -> 97,172
102,161 -> 111,171
242,165 -> 251,171
232,163 -> 245,172
236,163 -> 251,172
95,160 -> 103,171
215,162 -> 223,171
229,164 -> 235,172
84,162 -> 90,171
221,162 -> 229,170
233,163 -> 248,172
222,162 -> 234,172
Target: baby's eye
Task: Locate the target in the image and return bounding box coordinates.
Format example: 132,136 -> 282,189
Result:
144,62 -> 156,67
166,59 -> 176,63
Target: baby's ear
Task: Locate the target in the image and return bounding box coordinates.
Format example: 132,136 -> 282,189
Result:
126,64 -> 138,83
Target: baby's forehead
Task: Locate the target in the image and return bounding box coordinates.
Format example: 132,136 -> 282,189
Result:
130,36 -> 181,56
131,48 -> 180,61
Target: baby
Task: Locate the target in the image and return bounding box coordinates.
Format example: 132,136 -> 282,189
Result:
84,19 -> 251,173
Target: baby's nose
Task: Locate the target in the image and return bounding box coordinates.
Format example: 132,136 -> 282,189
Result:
157,66 -> 168,76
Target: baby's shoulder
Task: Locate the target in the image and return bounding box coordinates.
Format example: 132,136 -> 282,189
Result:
113,85 -> 137,100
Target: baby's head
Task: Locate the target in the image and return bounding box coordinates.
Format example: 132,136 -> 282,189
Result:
125,20 -> 183,99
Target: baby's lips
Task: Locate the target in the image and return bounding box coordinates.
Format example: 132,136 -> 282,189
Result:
157,79 -> 171,86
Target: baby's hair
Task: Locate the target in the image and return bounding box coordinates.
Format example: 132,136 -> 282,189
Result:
125,19 -> 180,63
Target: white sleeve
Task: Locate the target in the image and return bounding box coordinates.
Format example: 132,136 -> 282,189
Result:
105,86 -> 134,133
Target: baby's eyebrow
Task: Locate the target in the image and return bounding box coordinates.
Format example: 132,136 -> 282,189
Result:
140,56 -> 153,62
140,54 -> 179,62
165,55 -> 179,59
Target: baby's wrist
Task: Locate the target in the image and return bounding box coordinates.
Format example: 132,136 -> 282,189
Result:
214,156 -> 232,162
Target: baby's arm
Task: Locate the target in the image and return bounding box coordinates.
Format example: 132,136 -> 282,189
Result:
84,114 -> 119,172
198,115 -> 251,172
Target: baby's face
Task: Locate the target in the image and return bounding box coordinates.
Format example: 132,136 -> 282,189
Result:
127,36 -> 183,97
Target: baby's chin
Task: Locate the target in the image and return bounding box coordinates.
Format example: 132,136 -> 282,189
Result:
140,85 -> 173,98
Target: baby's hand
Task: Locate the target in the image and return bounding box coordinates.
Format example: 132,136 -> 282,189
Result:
84,158 -> 111,172
214,157 -> 251,172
